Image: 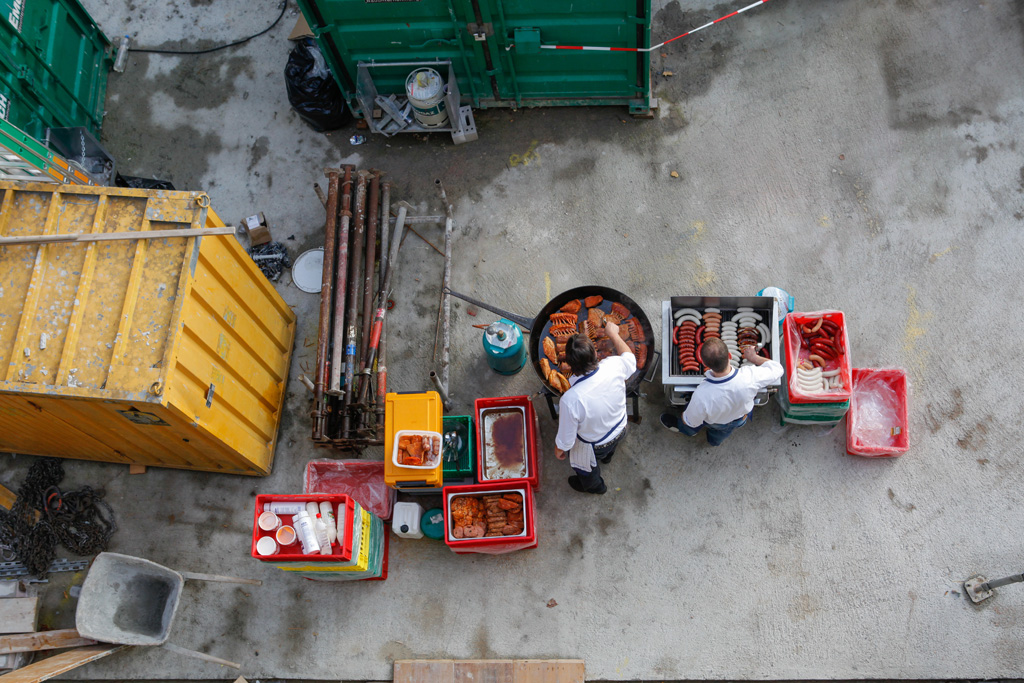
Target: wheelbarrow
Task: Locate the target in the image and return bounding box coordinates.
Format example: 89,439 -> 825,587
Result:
75,552 -> 261,669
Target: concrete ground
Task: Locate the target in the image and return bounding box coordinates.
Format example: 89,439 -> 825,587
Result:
2,0 -> 1024,679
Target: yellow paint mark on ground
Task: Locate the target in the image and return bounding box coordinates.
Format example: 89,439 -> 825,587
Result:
509,141 -> 540,167
614,657 -> 630,675
691,259 -> 717,291
929,245 -> 957,263
903,285 -> 932,379
544,272 -> 551,301
689,220 -> 706,240
818,215 -> 830,227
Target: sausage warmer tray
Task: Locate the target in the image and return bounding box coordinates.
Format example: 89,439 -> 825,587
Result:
661,296 -> 781,407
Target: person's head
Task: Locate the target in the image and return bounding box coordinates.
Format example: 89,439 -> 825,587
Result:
565,334 -> 598,375
700,337 -> 730,373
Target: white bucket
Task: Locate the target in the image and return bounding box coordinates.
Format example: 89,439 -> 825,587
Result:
406,68 -> 449,128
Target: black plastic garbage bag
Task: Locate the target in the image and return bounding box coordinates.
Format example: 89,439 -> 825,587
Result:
285,38 -> 351,132
115,173 -> 175,190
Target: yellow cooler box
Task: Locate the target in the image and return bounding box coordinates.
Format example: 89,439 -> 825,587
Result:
385,391 -> 442,490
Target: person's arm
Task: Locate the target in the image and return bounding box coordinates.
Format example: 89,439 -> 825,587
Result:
681,395 -> 705,428
603,321 -> 631,357
741,347 -> 784,385
554,399 -> 579,460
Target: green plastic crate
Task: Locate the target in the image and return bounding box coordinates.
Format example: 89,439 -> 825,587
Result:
0,0 -> 112,142
442,415 -> 475,481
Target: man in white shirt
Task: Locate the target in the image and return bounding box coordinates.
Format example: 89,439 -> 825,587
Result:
554,321 -> 635,494
661,337 -> 782,446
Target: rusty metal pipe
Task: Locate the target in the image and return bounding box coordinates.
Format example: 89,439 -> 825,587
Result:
357,171 -> 381,407
328,166 -> 354,396
312,167 -> 340,441
341,170 -> 369,438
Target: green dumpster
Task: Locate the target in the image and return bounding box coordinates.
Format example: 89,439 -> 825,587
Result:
0,0 -> 112,142
294,0 -> 652,118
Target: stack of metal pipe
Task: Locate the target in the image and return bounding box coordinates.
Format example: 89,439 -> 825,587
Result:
311,166 -> 392,448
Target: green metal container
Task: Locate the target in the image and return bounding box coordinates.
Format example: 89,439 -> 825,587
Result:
0,0 -> 112,142
442,415 -> 475,481
294,0 -> 652,115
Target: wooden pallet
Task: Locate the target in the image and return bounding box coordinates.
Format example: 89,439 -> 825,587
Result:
395,659 -> 585,683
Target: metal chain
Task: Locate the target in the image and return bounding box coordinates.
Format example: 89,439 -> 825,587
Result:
0,458 -> 116,577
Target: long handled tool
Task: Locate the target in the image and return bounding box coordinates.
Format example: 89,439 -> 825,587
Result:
964,570 -> 1024,603
355,204 -> 408,411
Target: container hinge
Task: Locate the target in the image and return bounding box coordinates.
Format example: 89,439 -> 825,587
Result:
466,22 -> 493,41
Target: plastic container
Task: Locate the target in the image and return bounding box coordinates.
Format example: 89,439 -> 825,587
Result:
475,396 -> 540,489
392,430 -> 443,469
421,507 -> 445,540
256,537 -> 278,556
251,494 -> 354,563
442,481 -> 537,555
392,502 -> 425,539
783,310 -> 853,404
258,511 -> 281,531
304,459 -> 395,520
441,415 -> 476,481
276,526 -> 297,546
384,392 -> 443,490
846,368 -> 909,457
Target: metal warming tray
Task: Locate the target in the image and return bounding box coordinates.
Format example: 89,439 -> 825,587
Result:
479,406 -> 529,481
660,296 -> 781,407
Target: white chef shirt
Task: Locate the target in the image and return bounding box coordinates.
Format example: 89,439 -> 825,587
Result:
555,352 -> 636,451
682,360 -> 783,428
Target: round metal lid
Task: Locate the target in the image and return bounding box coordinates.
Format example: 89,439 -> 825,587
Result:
292,247 -> 323,293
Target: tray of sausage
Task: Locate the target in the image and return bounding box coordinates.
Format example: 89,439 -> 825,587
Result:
447,489 -> 526,540
670,306 -> 773,376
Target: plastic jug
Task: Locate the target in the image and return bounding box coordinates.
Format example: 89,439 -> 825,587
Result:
392,502 -> 425,539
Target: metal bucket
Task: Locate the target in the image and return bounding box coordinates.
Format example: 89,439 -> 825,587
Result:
406,68 -> 449,128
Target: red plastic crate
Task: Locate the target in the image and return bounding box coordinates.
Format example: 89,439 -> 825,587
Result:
784,310 -> 853,404
847,368 -> 909,457
442,481 -> 537,555
474,395 -> 540,489
251,494 -> 354,562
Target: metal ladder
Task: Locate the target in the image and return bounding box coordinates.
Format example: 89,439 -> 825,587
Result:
0,117 -> 96,185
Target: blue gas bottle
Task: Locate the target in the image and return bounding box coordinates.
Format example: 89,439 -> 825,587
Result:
482,318 -> 526,375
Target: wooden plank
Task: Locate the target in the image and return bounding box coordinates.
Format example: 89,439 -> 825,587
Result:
128,464 -> 147,474
0,644 -> 126,683
513,660 -> 585,683
394,660 -> 455,683
0,598 -> 38,634
0,483 -> 15,510
0,630 -> 96,655
454,660 -> 514,683
0,227 -> 237,245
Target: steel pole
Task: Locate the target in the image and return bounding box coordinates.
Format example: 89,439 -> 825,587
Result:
357,171 -> 381,406
328,165 -> 354,396
312,168 -> 340,440
341,171 -> 369,438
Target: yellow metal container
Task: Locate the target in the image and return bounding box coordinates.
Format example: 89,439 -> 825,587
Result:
384,391 -> 443,488
0,182 -> 296,475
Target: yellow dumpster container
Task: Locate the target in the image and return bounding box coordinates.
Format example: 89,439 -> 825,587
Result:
0,182 -> 296,475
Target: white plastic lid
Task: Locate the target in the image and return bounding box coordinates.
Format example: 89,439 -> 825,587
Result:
256,536 -> 278,556
292,248 -> 324,293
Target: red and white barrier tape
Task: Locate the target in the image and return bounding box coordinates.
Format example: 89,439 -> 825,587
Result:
537,0 -> 770,53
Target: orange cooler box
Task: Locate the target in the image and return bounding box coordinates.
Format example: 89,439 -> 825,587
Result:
385,391 -> 443,489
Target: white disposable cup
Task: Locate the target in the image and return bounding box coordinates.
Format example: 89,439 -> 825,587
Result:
258,511 -> 281,531
276,525 -> 297,546
256,536 -> 278,556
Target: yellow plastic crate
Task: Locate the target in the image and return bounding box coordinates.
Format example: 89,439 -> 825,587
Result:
384,391 -> 442,488
0,183 -> 296,475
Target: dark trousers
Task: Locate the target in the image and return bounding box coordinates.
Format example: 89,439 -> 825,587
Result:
570,426 -> 627,492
